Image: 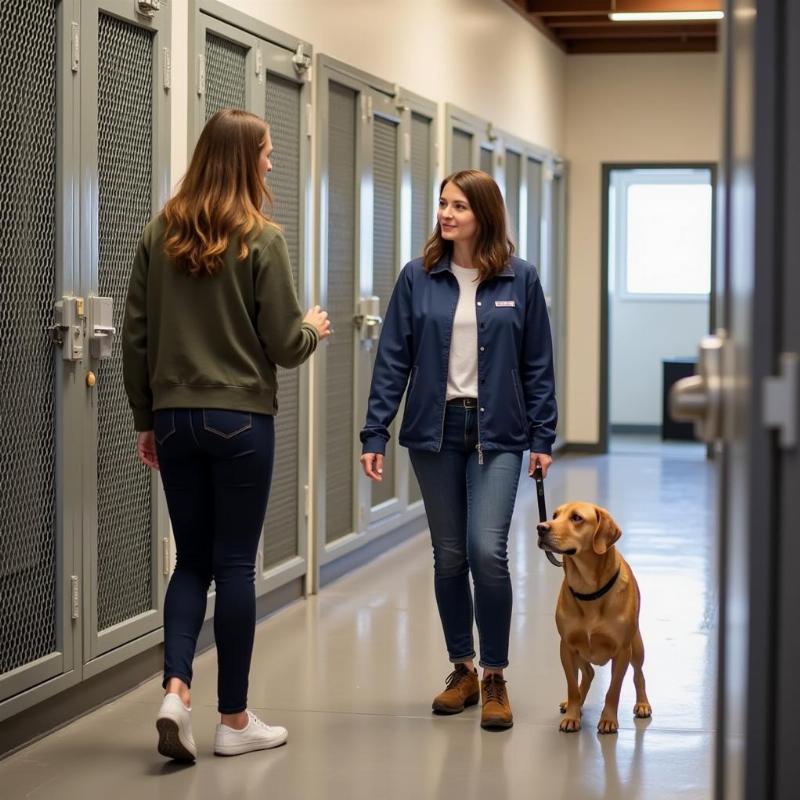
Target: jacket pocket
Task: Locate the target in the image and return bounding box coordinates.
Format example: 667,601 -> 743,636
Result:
202,409 -> 253,439
154,410 -> 176,446
511,369 -> 526,426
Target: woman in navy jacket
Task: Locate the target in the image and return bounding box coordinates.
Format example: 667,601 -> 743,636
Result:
360,169 -> 557,730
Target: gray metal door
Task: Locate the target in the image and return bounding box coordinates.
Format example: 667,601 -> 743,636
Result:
368,93 -> 403,518
504,148 -> 522,246
526,157 -> 544,266
80,0 -> 170,660
0,0 -> 77,705
451,128 -> 473,173
407,109 -> 436,506
191,10 -> 313,598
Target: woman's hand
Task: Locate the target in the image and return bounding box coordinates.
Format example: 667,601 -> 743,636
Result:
304,305 -> 331,340
137,431 -> 160,470
360,453 -> 384,482
528,452 -> 552,479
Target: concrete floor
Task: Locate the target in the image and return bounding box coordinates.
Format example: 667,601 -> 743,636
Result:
0,437 -> 717,799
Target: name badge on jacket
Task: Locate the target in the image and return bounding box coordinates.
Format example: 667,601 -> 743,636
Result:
495,300 -> 516,308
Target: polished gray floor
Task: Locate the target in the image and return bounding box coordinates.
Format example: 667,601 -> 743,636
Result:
0,437 -> 717,799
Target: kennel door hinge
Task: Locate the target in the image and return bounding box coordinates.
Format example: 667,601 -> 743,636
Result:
162,537 -> 171,576
71,22 -> 80,72
71,576 -> 80,620
197,54 -> 206,96
162,47 -> 171,90
304,485 -> 310,519
762,352 -> 799,449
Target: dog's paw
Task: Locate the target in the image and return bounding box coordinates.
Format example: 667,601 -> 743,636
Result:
559,701 -> 567,714
633,702 -> 652,719
597,716 -> 619,735
559,715 -> 581,733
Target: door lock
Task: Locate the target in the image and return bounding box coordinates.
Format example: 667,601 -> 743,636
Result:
88,296 -> 116,360
354,296 -> 383,343
49,296 -> 85,362
669,332 -> 725,443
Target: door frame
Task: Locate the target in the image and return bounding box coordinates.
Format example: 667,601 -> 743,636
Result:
599,161 -> 718,454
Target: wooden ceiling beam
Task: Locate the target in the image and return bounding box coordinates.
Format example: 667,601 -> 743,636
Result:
566,35 -> 717,53
526,0 -> 721,13
560,23 -> 718,38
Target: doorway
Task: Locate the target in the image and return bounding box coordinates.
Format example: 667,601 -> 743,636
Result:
601,163 -> 717,455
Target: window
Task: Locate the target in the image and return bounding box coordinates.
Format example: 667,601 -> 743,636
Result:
611,168 -> 713,299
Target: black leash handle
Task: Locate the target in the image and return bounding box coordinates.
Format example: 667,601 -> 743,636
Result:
533,466 -> 563,568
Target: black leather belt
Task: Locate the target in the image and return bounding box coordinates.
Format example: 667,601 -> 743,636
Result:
446,397 -> 478,408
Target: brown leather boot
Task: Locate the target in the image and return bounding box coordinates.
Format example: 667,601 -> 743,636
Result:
481,673 -> 513,729
432,664 -> 480,714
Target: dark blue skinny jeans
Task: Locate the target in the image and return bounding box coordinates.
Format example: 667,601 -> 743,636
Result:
154,408 -> 274,714
409,403 -> 522,669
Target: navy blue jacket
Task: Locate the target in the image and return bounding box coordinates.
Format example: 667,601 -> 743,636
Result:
360,253 -> 557,456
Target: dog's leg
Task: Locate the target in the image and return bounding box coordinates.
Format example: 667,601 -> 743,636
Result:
598,647 -> 631,734
559,657 -> 594,714
631,629 -> 652,719
559,640 -> 582,732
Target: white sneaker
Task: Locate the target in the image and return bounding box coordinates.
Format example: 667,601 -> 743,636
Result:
214,710 -> 288,756
156,693 -> 197,762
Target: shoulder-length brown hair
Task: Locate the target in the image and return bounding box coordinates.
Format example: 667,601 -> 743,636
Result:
422,169 -> 515,282
162,108 -> 274,277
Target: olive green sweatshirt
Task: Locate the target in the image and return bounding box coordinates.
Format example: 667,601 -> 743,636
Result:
122,215 -> 318,431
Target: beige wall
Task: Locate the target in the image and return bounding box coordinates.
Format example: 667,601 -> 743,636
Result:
563,53 -> 723,443
171,0 -> 566,182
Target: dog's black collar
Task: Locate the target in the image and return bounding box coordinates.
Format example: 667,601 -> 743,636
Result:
569,567 -> 621,602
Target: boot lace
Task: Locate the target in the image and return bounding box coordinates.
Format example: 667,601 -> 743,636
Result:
483,674 -> 507,703
445,665 -> 472,690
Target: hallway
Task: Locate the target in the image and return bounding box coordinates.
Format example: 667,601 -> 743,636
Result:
0,442 -> 715,799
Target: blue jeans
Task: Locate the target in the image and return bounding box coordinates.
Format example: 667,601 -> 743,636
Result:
409,403 -> 523,669
154,408 -> 274,714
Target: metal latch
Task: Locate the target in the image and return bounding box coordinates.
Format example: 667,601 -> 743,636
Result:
135,0 -> 160,18
49,296 -> 85,362
87,296 -> 116,360
292,43 -> 311,75
763,352 -> 798,449
354,296 -> 383,344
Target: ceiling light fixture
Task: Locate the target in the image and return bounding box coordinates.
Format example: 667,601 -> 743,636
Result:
609,11 -> 724,22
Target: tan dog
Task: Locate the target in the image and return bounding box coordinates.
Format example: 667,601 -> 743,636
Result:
537,503 -> 652,734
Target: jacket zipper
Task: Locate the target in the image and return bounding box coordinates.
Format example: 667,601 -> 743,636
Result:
476,287 -> 483,466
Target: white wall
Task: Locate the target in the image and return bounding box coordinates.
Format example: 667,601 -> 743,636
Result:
610,297 -> 709,426
170,0 -> 566,186
564,53 -> 722,442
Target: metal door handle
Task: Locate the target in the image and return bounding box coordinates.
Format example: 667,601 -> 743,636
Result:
669,333 -> 725,443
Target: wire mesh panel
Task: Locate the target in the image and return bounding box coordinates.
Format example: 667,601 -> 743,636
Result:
325,83 -> 357,543
505,150 -> 521,247
526,158 -> 543,268
451,129 -> 472,173
205,33 -> 247,120
480,147 -> 493,176
0,0 -> 58,676
408,113 -> 432,505
371,115 -> 398,507
262,73 -> 302,569
95,14 -> 155,632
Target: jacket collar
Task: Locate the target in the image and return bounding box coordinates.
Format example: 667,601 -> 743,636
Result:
430,251 -> 515,278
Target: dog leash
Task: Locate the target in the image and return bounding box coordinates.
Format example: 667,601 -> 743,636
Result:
533,466 -> 563,568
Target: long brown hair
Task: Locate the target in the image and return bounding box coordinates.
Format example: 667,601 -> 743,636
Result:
162,109 -> 274,277
422,169 -> 515,282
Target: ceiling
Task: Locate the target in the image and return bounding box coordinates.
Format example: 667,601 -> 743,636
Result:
501,1 -> 722,54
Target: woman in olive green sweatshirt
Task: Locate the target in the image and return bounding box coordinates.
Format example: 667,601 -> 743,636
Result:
122,108 -> 329,762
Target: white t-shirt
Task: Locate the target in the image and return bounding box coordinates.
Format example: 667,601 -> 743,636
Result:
446,263 -> 480,401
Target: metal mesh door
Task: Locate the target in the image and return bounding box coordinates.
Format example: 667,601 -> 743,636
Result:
325,83 -> 357,543
451,129 -> 472,172
526,158 -> 543,267
95,14 -> 155,632
262,73 -> 302,569
371,116 -> 398,507
408,113 -> 432,507
505,150 -> 521,247
480,147 -> 493,176
0,0 -> 58,677
205,33 -> 247,119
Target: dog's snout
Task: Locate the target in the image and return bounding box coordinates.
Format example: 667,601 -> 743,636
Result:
536,522 -> 550,536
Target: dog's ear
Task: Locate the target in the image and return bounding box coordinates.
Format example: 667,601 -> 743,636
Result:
592,507 -> 621,555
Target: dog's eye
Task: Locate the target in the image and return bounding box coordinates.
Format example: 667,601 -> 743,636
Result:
552,511 -> 559,519
571,514 -> 583,524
